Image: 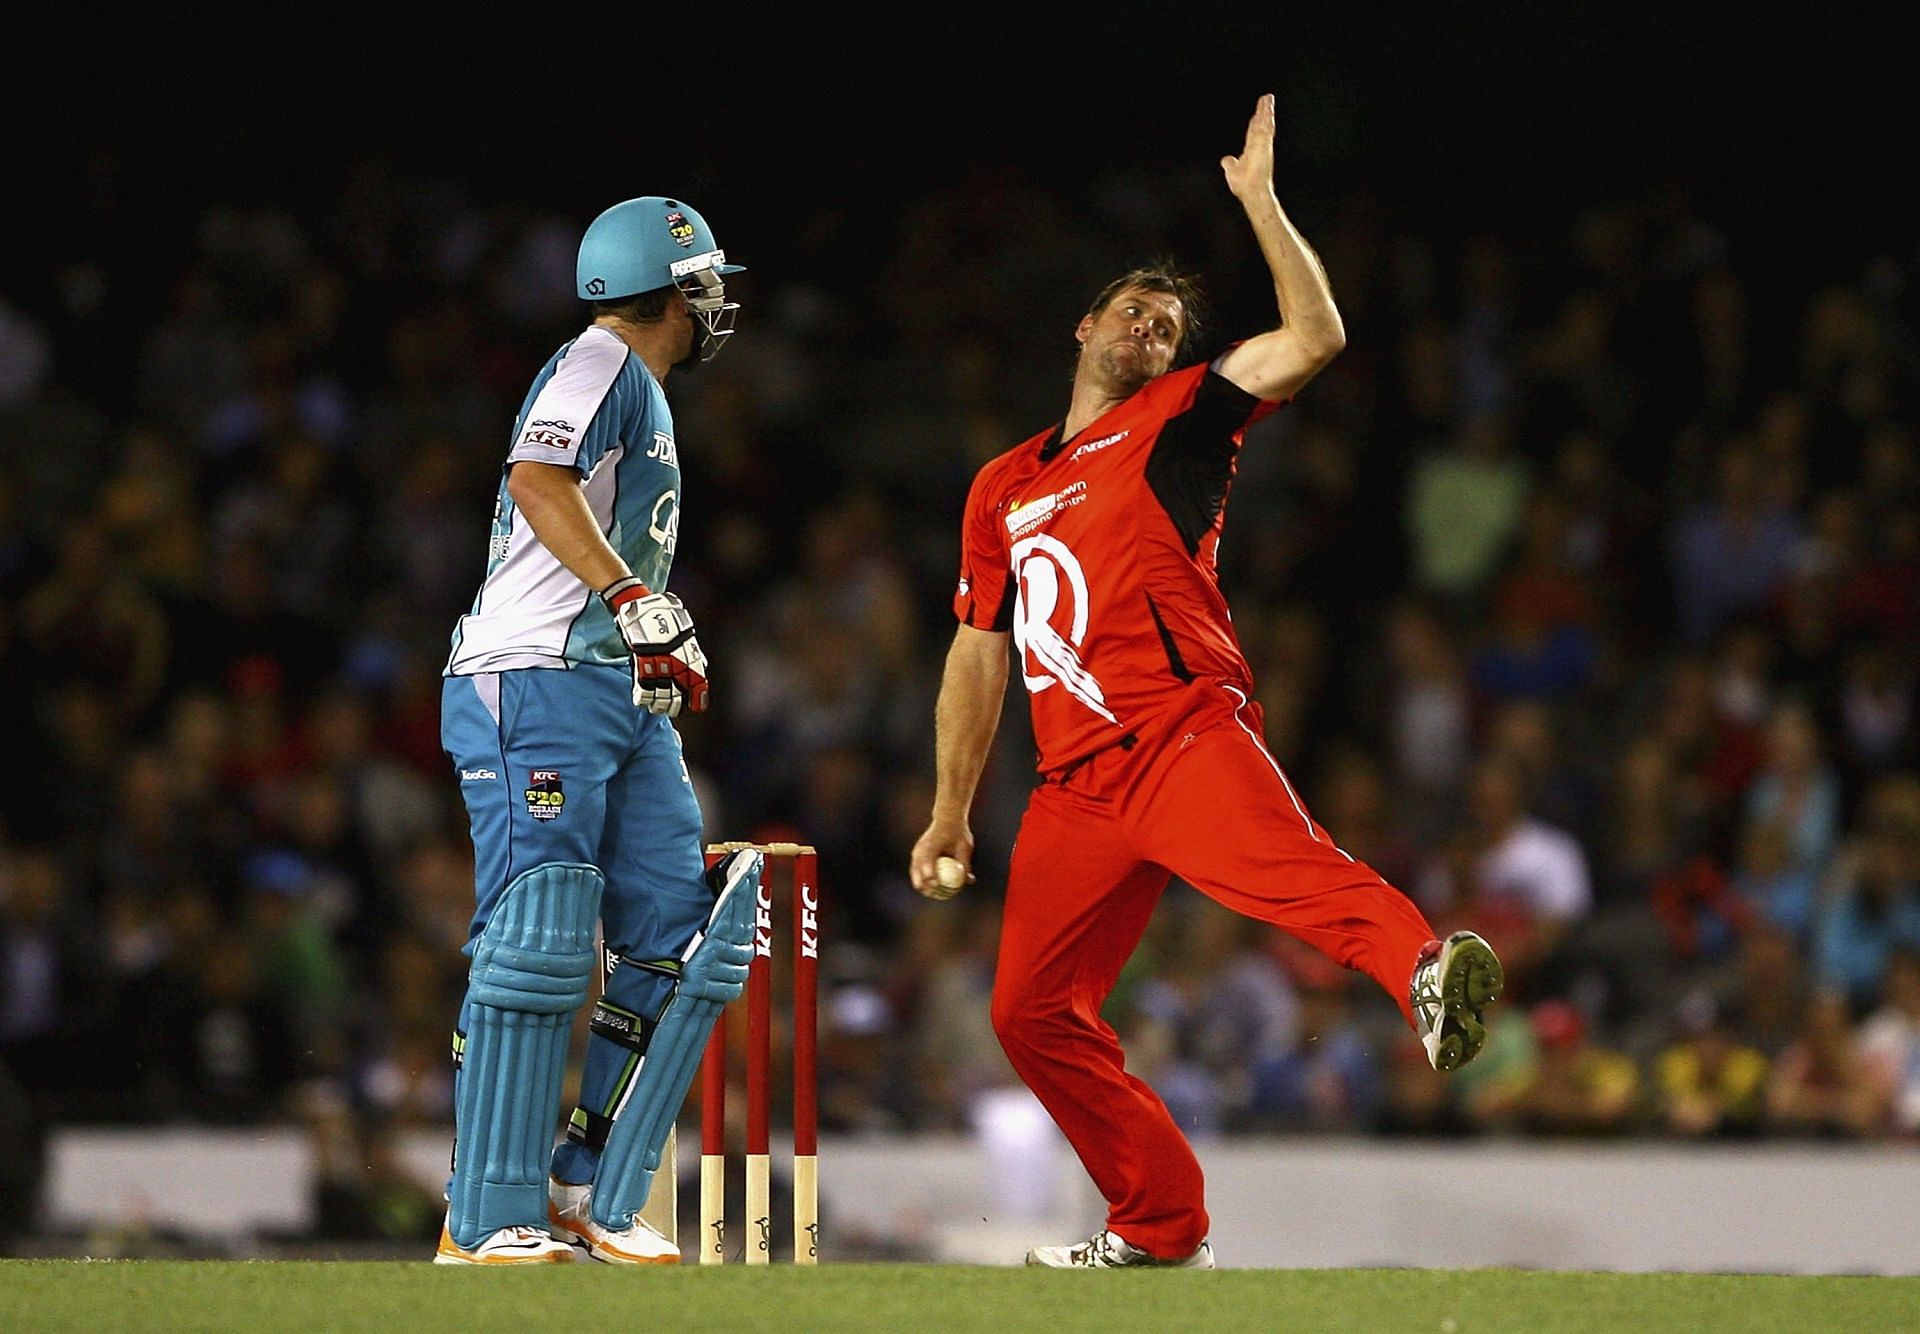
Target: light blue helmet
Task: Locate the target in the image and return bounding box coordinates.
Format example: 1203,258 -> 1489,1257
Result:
576,196 -> 745,362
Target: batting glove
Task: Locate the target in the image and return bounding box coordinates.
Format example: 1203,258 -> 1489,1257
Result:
601,577 -> 710,717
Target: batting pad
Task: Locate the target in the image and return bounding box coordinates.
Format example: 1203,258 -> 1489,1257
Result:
448,861 -> 603,1249
590,849 -> 760,1229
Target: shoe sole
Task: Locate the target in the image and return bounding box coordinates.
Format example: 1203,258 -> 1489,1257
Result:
1024,1241 -> 1216,1269
434,1238 -> 571,1265
1432,933 -> 1504,1072
549,1207 -> 680,1265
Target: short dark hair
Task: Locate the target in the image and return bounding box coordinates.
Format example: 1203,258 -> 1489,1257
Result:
1084,259 -> 1206,364
591,287 -> 673,322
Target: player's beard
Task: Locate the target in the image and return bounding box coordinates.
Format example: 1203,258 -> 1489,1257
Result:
1093,338 -> 1156,395
671,318 -> 704,372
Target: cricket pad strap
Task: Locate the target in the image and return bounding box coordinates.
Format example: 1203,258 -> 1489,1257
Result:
589,849 -> 761,1229
563,999 -> 658,1152
447,861 -> 603,1249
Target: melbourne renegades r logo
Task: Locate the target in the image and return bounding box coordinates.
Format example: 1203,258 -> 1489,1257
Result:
1010,533 -> 1117,723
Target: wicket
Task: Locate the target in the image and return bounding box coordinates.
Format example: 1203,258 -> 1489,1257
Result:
683,840 -> 819,1265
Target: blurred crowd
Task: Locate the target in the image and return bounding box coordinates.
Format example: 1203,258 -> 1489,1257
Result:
3,144 -> 1919,1239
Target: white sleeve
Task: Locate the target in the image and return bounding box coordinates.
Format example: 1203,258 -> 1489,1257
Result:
506,332 -> 627,472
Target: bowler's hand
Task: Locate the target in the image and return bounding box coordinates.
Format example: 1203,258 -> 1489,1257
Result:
1221,92 -> 1277,204
909,820 -> 975,901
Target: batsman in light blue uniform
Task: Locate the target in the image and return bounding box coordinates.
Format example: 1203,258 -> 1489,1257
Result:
435,196 -> 761,1265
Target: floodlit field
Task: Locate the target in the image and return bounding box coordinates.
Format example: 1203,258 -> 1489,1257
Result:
2,1261 -> 1914,1332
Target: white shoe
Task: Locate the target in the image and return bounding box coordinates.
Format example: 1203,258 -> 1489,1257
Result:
1026,1230 -> 1215,1269
1411,930 -> 1505,1072
433,1217 -> 572,1265
548,1178 -> 680,1265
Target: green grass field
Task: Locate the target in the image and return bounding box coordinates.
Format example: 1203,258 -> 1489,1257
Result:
2,1262 -> 1915,1333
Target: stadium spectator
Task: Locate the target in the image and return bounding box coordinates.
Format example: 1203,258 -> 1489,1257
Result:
1375,1034 -> 1472,1138
1379,596 -> 1474,840
1404,410 -> 1531,609
1467,492 -> 1606,706
0,847 -> 94,1126
1468,998 -> 1641,1137
1124,899 -> 1304,1135
1600,733 -> 1709,906
1482,698 -> 1604,854
1711,921 -> 1815,1061
1245,972 -> 1385,1133
1856,948 -> 1920,1138
1809,774 -> 1920,1013
1743,696 -> 1844,880
817,980 -> 906,1135
1308,742 -> 1426,895
899,897 -> 1013,1132
1837,637 -> 1915,779
1652,989 -> 1770,1138
1648,853 -> 1756,965
1416,754 -> 1593,989
1727,816 -> 1822,945
1641,651 -> 1767,831
1669,437 -> 1807,649
1764,990 -> 1894,1138
20,512 -> 171,730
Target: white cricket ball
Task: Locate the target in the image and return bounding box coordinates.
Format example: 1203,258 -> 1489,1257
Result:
934,856 -> 969,892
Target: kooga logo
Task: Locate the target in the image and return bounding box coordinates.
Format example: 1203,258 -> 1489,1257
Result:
520,419 -> 575,449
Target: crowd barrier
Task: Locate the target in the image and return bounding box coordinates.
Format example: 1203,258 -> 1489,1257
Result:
39,1122 -> 1920,1274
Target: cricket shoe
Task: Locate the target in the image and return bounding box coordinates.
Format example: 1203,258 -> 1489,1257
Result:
1411,930 -> 1505,1072
548,1178 -> 680,1264
433,1218 -> 572,1264
1026,1230 -> 1215,1269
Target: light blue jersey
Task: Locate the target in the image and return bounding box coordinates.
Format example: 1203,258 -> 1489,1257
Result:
446,325 -> 681,675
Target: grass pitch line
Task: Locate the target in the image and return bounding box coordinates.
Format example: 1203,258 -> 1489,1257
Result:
1,1260 -> 1915,1332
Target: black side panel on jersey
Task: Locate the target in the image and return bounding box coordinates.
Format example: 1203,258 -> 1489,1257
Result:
1144,371 -> 1265,555
1145,593 -> 1195,683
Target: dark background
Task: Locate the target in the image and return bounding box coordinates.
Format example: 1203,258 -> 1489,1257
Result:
11,7 -> 1908,339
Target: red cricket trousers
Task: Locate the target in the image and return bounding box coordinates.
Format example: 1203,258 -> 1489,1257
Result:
990,680 -> 1437,1258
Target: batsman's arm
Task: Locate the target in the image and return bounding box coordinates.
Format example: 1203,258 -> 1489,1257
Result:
1213,93 -> 1346,404
506,460 -> 634,594
909,624 -> 1010,898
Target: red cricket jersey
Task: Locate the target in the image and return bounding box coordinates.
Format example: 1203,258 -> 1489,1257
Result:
955,356 -> 1286,774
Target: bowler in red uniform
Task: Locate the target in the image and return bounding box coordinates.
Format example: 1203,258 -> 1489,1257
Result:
909,94 -> 1504,1269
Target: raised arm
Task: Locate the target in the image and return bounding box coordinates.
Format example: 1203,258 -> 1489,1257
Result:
1212,93 -> 1347,403
909,623 -> 1011,898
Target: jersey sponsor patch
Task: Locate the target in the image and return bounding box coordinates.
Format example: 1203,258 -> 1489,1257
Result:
519,418 -> 576,449
525,768 -> 566,821
1005,481 -> 1088,539
1069,428 -> 1129,462
461,767 -> 498,781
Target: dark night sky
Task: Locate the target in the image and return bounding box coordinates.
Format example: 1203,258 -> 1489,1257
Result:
7,5 -> 1912,314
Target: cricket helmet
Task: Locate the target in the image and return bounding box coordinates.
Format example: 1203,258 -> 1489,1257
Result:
576,196 -> 744,362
